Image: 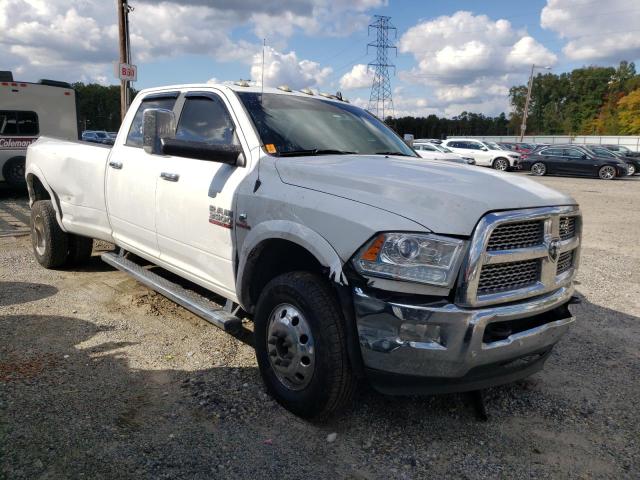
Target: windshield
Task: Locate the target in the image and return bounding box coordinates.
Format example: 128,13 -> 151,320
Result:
483,141 -> 502,150
237,92 -> 416,157
617,145 -> 631,153
589,147 -> 616,158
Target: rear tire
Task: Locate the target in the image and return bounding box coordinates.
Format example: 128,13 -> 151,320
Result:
67,235 -> 93,265
254,271 -> 355,420
492,157 -> 509,171
531,162 -> 547,176
598,165 -> 616,180
3,156 -> 26,188
30,200 -> 69,268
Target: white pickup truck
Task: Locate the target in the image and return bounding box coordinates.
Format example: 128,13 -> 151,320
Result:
26,83 -> 581,419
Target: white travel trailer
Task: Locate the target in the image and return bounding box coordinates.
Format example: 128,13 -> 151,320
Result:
0,72 -> 78,186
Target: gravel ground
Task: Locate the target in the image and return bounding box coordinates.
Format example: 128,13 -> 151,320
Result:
1,174 -> 639,479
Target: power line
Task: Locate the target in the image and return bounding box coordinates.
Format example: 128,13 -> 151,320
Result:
367,15 -> 397,119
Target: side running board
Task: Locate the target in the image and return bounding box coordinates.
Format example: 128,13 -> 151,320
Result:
101,252 -> 242,333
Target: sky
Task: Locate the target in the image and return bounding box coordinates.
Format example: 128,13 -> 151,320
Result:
2,0 -> 639,118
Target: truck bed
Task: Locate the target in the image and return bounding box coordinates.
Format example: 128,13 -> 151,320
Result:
26,136 -> 113,241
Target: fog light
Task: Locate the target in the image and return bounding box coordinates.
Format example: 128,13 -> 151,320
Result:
399,322 -> 441,344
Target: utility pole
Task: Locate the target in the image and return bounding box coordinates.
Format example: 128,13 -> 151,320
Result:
367,15 -> 397,120
520,64 -> 551,142
117,0 -> 132,123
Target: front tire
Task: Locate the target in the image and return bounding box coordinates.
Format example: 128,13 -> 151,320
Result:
254,271 -> 355,420
531,162 -> 547,176
598,165 -> 616,180
492,157 -> 509,171
31,200 -> 69,268
626,164 -> 636,176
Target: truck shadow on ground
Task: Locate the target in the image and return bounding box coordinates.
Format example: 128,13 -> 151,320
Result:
0,281 -> 58,307
1,293 -> 637,479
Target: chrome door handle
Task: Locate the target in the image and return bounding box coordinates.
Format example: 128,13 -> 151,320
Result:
160,172 -> 180,182
108,161 -> 123,170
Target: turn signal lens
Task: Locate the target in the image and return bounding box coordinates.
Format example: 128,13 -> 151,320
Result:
361,234 -> 384,261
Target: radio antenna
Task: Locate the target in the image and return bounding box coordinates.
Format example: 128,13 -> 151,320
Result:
261,38 -> 266,99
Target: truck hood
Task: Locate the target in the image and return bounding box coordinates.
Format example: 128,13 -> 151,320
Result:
275,155 -> 575,236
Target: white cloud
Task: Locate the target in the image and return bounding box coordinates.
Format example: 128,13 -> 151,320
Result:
339,64 -> 373,90
541,0 -> 640,61
399,11 -> 557,84
250,47 -> 332,89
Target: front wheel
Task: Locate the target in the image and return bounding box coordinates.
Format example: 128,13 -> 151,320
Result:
254,271 -> 355,420
598,165 -> 616,180
626,164 -> 636,176
492,157 -> 509,171
531,162 -> 547,176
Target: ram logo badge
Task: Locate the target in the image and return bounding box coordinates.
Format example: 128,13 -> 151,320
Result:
209,206 -> 233,229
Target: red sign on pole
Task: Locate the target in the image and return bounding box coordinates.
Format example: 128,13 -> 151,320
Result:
115,63 -> 137,81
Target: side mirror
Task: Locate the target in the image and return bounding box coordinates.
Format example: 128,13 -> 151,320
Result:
161,138 -> 244,165
143,108 -> 176,155
481,147 -> 488,151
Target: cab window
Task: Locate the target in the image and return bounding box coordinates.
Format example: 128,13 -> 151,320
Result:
563,148 -> 585,159
176,96 -> 238,145
126,95 -> 178,147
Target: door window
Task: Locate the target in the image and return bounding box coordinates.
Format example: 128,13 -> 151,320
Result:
0,110 -> 39,136
563,148 -> 585,159
126,95 -> 178,147
176,96 -> 238,146
540,148 -> 562,156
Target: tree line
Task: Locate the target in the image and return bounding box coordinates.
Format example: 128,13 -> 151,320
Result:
73,60 -> 640,136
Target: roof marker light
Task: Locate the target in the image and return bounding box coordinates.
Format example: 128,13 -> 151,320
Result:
319,92 -> 333,98
277,85 -> 292,92
300,88 -> 314,95
234,80 -> 250,87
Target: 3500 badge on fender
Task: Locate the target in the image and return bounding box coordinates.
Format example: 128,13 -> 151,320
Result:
209,205 -> 233,229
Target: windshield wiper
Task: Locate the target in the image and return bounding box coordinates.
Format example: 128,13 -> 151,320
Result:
277,149 -> 356,157
375,151 -> 415,157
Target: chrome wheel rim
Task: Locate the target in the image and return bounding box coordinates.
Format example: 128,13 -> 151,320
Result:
494,159 -> 508,171
600,166 -> 615,179
266,303 -> 315,391
532,163 -> 546,176
628,165 -> 635,175
33,214 -> 46,256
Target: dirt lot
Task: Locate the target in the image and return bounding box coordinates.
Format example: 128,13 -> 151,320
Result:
1,175 -> 639,479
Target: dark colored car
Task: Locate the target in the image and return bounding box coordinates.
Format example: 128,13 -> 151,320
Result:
521,144 -> 629,180
602,144 -> 640,158
583,145 -> 639,176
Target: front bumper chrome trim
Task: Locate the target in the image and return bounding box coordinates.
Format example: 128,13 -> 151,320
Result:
354,285 -> 574,379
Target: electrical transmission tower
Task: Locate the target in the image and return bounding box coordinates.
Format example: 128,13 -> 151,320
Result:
367,15 -> 397,119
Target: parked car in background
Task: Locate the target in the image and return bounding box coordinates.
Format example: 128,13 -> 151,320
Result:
413,142 -> 476,165
82,130 -> 114,145
414,138 -> 442,144
522,144 -> 629,180
443,138 -> 520,171
499,142 -> 535,154
584,145 -> 639,175
0,72 -> 78,187
108,131 -> 117,140
601,144 -> 640,158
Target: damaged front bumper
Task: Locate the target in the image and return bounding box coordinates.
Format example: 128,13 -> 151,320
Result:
353,285 -> 575,395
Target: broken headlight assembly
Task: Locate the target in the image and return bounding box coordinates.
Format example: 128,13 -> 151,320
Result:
352,233 -> 465,287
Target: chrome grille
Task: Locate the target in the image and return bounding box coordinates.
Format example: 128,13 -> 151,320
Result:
559,216 -> 576,241
458,206 -> 581,307
478,259 -> 540,294
486,220 -> 544,251
556,250 -> 574,275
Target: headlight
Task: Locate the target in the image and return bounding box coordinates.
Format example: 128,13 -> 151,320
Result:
353,233 -> 465,286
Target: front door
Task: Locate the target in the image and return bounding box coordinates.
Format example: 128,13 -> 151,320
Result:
155,92 -> 249,299
105,93 -> 179,257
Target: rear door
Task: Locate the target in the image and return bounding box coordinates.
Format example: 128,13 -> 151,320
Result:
105,92 -> 179,257
154,91 -> 250,299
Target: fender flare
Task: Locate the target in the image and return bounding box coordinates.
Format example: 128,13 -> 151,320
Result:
25,164 -> 66,231
236,220 -> 347,309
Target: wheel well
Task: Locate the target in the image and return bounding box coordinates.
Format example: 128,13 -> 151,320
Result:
243,239 -> 324,312
27,174 -> 51,202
